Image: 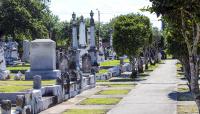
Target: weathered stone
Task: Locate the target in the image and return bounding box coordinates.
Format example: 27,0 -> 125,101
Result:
119,57 -> 124,65
79,16 -> 86,48
72,12 -> 78,49
89,10 -> 95,48
25,39 -> 61,80
1,100 -> 11,114
22,40 -> 30,62
16,95 -> 25,114
33,75 -> 41,89
31,90 -> 42,114
14,71 -> 23,80
88,11 -> 98,68
23,105 -> 31,114
82,53 -> 92,73
0,46 -> 9,80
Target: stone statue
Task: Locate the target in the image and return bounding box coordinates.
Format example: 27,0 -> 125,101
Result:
0,46 -> 9,80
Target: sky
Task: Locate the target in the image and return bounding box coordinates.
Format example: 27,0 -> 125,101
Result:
49,0 -> 161,29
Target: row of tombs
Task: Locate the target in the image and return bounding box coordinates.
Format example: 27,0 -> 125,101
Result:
0,10 -> 98,114
0,11 -> 132,114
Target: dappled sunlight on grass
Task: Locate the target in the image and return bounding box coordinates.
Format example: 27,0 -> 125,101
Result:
100,60 -> 120,66
97,89 -> 130,95
80,98 -> 121,105
63,109 -> 107,114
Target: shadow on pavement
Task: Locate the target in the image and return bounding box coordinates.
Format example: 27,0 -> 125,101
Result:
168,91 -> 194,101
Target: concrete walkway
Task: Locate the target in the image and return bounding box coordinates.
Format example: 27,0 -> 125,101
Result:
108,60 -> 178,114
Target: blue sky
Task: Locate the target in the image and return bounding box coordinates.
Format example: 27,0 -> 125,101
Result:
50,0 -> 161,29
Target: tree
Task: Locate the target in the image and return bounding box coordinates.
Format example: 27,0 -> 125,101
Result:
113,13 -> 152,78
164,22 -> 191,87
0,0 -> 50,40
148,0 -> 200,112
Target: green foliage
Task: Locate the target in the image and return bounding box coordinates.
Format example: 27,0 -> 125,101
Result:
63,109 -> 107,114
0,0 -> 49,39
112,13 -> 152,57
80,98 -> 121,105
163,25 -> 188,59
124,59 -> 130,63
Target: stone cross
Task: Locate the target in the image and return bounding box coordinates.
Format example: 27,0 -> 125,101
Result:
72,12 -> 78,49
79,16 -> 86,48
1,100 -> 11,114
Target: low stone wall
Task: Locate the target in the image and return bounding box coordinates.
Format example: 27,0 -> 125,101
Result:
96,72 -> 112,80
0,74 -> 96,114
96,63 -> 132,81
0,92 -> 27,104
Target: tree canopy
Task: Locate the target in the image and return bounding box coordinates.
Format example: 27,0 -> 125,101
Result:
112,13 -> 152,57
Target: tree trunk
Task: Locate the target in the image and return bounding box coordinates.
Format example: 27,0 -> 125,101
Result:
144,48 -> 149,70
137,57 -> 144,73
181,60 -> 191,91
130,56 -> 137,79
189,55 -> 200,112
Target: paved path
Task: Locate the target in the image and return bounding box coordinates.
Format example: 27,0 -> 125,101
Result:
108,60 -> 178,114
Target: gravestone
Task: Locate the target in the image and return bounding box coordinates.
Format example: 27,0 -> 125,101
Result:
16,95 -> 25,114
82,53 -> 92,73
33,75 -> 41,89
89,11 -> 95,48
88,10 -> 98,67
14,71 -> 23,80
87,28 -> 90,46
25,39 -> 61,80
1,100 -> 11,114
0,46 -> 9,80
4,37 -> 19,65
79,16 -> 86,48
98,42 -> 105,62
72,12 -> 78,49
22,40 -> 30,62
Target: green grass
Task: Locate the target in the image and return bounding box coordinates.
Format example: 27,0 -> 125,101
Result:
124,59 -> 130,63
96,80 -> 109,82
0,85 -> 31,92
178,105 -> 198,114
63,109 -> 107,114
109,78 -> 135,82
97,89 -> 130,95
148,64 -> 159,70
80,98 -> 121,105
176,63 -> 182,69
100,60 -> 120,66
0,80 -> 56,86
7,66 -> 30,71
97,69 -> 108,75
0,80 -> 55,92
108,84 -> 136,87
